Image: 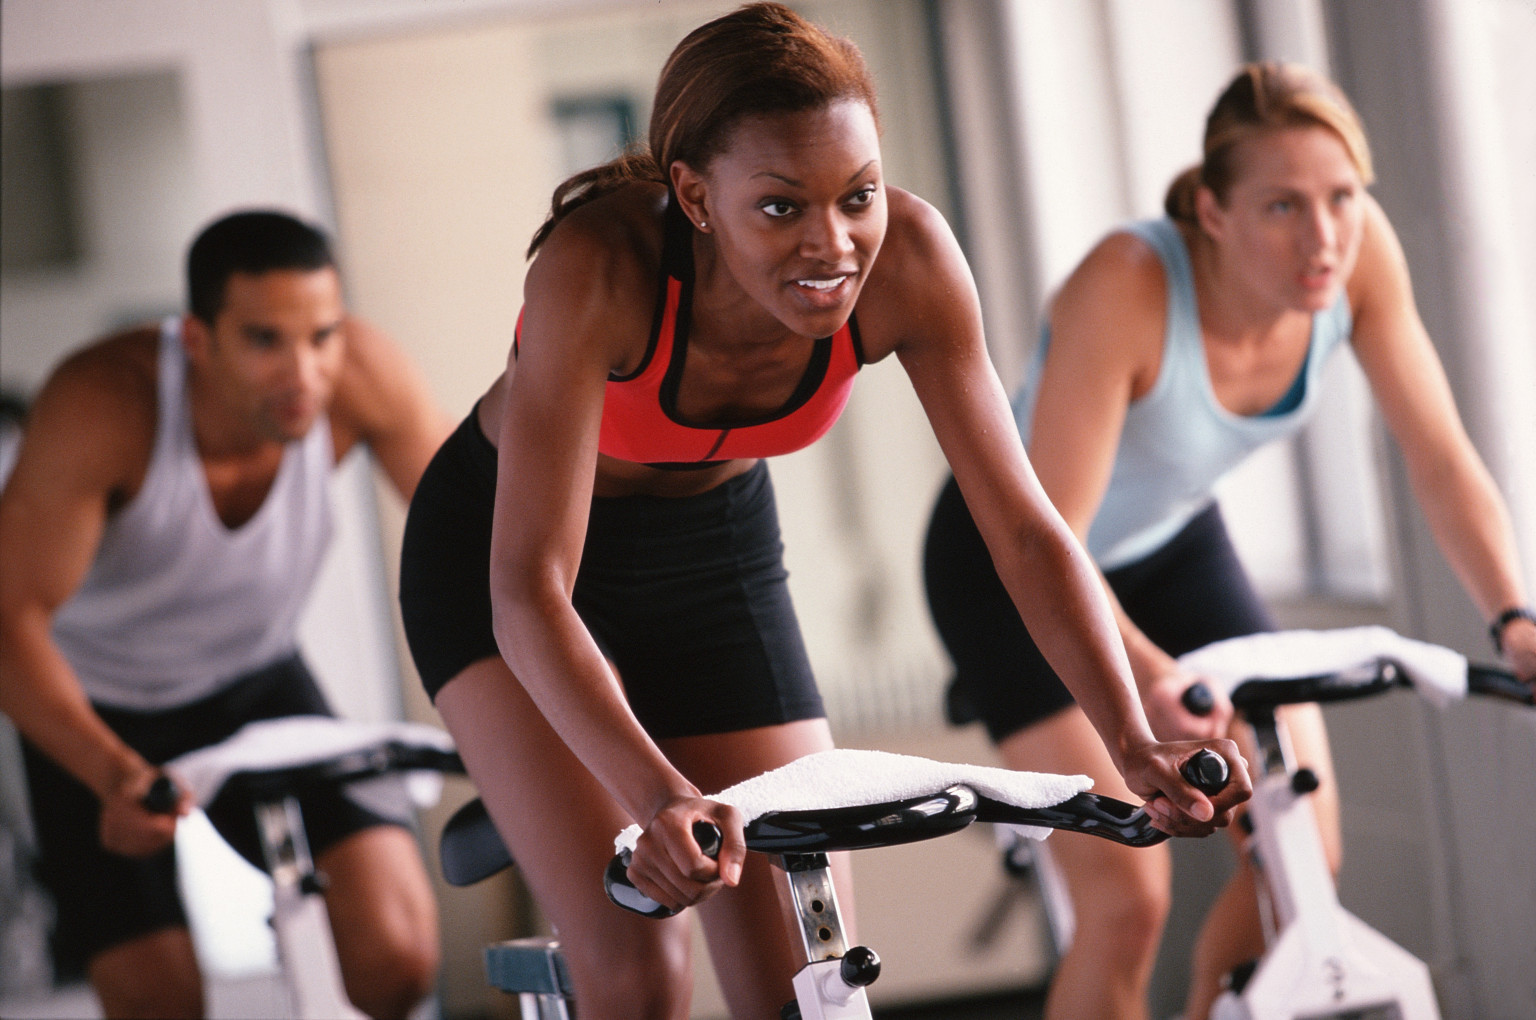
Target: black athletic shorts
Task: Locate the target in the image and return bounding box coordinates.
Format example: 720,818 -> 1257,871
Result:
923,475 -> 1276,743
399,410 -> 826,738
21,653 -> 410,967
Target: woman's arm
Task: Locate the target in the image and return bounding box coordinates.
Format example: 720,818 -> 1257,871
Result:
877,194 -> 1247,829
483,203 -> 743,896
1348,196 -> 1534,682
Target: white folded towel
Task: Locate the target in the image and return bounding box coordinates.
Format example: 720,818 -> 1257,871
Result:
164,716 -> 458,810
1177,626 -> 1467,708
615,748 -> 1092,853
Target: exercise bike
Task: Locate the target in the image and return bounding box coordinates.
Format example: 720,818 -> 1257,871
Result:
438,746 -> 1231,1020
991,627 -> 1532,1020
144,715 -> 463,1020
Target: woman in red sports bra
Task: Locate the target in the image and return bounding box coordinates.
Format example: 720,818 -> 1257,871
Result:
399,4 -> 1251,1016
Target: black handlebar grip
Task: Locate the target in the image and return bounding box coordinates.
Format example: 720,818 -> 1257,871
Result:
141,775 -> 180,814
1181,682 -> 1216,717
1466,664 -> 1535,706
1180,749 -> 1230,795
692,820 -> 723,858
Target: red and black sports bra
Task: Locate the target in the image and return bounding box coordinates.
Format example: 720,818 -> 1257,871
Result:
519,199 -> 865,468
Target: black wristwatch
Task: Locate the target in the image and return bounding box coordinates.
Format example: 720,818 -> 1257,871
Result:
1489,605 -> 1536,655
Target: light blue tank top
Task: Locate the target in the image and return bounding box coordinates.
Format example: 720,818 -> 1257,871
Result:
1012,218 -> 1353,570
51,318 -> 336,709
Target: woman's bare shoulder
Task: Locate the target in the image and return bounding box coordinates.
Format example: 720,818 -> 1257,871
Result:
520,183 -> 670,372
855,188 -> 977,354
1050,227 -> 1167,329
530,183 -> 669,296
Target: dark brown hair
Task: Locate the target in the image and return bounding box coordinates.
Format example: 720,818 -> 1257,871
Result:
526,2 -> 879,257
187,210 -> 334,324
1165,62 -> 1374,224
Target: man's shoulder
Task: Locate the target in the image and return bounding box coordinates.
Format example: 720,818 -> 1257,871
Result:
58,326 -> 162,396
37,326 -> 162,454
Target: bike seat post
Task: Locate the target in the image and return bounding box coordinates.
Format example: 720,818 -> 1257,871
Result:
1245,705 -> 1296,779
776,852 -> 851,963
256,794 -> 318,892
254,792 -> 366,1019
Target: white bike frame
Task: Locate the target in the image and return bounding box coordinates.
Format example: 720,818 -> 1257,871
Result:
1210,702 -> 1439,1020
160,718 -> 460,1020
255,795 -> 369,1020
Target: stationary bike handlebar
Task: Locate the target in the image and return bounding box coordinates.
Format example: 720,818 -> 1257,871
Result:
603,749 -> 1231,918
1180,658 -> 1532,717
141,741 -> 465,813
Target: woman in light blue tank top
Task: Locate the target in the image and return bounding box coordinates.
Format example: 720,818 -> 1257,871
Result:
924,62 -> 1535,1020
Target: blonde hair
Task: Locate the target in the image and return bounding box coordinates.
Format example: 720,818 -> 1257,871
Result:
1165,62 -> 1374,224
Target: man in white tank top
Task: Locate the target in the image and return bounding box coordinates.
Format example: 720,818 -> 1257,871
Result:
0,211 -> 452,1019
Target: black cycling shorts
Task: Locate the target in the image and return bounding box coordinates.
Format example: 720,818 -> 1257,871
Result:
21,654 -> 410,968
399,410 -> 826,738
923,475 -> 1275,742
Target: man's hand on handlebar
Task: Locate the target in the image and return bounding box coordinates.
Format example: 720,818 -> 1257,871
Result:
625,797 -> 743,914
99,765 -> 188,857
1122,739 -> 1251,838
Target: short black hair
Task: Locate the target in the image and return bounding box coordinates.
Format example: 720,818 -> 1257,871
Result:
186,210 -> 335,324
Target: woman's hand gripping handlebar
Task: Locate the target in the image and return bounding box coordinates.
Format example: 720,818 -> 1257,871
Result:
606,820 -> 725,918
1134,743 -> 1241,836
1130,734 -> 1247,835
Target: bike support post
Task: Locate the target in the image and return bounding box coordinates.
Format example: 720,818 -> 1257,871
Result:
776,852 -> 874,1020
1213,709 -> 1441,1020
255,796 -> 368,1020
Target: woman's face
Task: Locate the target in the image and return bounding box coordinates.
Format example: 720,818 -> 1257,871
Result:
682,99 -> 886,339
1199,125 -> 1366,315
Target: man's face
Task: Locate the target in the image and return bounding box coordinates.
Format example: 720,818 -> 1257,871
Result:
188,267 -> 347,443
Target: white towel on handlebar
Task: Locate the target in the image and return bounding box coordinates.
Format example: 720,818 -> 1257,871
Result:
615,748 -> 1092,853
164,716 -> 458,810
1177,626 -> 1468,708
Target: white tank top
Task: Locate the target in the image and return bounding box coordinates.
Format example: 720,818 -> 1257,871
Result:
52,318 -> 335,709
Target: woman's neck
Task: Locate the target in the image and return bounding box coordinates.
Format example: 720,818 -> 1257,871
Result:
1185,226 -> 1306,350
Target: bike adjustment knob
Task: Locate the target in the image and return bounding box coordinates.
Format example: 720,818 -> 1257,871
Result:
1181,749 -> 1230,794
840,945 -> 881,988
1291,767 -> 1320,795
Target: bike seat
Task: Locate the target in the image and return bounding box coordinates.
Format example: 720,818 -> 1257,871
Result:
441,796 -> 512,887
